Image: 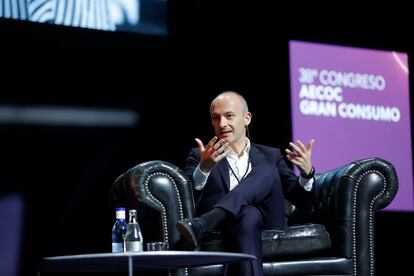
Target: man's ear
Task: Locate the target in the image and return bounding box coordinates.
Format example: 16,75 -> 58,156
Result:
244,112 -> 252,126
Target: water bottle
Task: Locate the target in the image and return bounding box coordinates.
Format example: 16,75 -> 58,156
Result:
111,207 -> 128,253
124,209 -> 144,252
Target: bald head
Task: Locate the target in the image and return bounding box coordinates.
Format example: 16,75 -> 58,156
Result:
209,91 -> 252,149
210,91 -> 249,114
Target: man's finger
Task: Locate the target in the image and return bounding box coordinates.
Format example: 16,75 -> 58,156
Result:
296,140 -> 307,152
216,142 -> 229,154
289,142 -> 302,156
307,139 -> 315,151
285,149 -> 296,158
287,155 -> 301,166
213,141 -> 221,150
217,148 -> 231,160
295,157 -> 304,163
206,136 -> 218,150
195,138 -> 205,152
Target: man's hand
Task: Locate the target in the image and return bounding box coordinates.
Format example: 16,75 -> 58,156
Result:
285,139 -> 315,176
196,137 -> 230,173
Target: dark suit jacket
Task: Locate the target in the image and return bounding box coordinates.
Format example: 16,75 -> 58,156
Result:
184,143 -> 314,222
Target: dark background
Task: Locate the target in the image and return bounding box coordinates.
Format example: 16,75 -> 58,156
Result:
1,1 -> 413,275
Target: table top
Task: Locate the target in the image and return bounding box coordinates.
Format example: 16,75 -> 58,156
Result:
41,251 -> 256,272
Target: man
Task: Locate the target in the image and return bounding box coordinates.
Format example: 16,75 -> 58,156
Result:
176,91 -> 315,276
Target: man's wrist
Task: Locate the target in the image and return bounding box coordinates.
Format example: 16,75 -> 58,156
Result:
193,164 -> 210,190
300,167 -> 315,179
200,161 -> 211,173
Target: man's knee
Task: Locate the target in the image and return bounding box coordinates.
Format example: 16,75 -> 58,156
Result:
234,206 -> 263,232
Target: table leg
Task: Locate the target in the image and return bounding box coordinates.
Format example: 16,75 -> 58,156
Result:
128,255 -> 133,276
223,263 -> 228,275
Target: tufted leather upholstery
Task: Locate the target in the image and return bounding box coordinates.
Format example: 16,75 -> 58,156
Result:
110,157 -> 398,276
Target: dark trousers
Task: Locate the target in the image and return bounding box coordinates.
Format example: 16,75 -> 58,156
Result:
215,164 -> 287,276
223,205 -> 263,276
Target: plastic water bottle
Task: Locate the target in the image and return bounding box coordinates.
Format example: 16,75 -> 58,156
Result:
124,209 -> 144,252
111,207 -> 128,252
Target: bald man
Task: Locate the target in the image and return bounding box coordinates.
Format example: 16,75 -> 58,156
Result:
177,91 -> 315,276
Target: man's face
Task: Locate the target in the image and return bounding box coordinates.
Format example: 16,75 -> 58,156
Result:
210,94 -> 251,145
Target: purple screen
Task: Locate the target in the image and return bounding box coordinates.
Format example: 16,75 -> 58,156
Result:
289,40 -> 413,211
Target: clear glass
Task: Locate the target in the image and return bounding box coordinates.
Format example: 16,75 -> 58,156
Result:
146,242 -> 169,251
111,208 -> 128,253
124,209 -> 144,252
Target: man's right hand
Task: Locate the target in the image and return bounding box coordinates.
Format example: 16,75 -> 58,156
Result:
195,137 -> 230,173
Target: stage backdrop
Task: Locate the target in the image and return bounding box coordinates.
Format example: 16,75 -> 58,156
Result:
289,40 -> 412,212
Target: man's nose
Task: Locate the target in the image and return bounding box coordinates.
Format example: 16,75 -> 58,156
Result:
219,118 -> 228,128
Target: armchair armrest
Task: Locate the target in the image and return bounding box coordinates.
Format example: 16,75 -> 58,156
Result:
111,160 -> 195,250
313,157 -> 398,276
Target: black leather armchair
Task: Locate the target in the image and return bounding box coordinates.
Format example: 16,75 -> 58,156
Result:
110,157 -> 398,276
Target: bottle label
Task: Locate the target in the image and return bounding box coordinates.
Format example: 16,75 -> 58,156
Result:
112,242 -> 124,253
125,241 -> 143,252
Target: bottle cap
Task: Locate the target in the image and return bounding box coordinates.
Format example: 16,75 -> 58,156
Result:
115,207 -> 126,219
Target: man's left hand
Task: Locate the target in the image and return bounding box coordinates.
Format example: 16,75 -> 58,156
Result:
285,139 -> 315,176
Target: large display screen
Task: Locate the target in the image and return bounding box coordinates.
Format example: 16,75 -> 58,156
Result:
289,40 -> 412,211
0,0 -> 167,36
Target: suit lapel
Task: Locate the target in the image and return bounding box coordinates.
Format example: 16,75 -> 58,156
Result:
249,144 -> 266,169
216,159 -> 231,192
